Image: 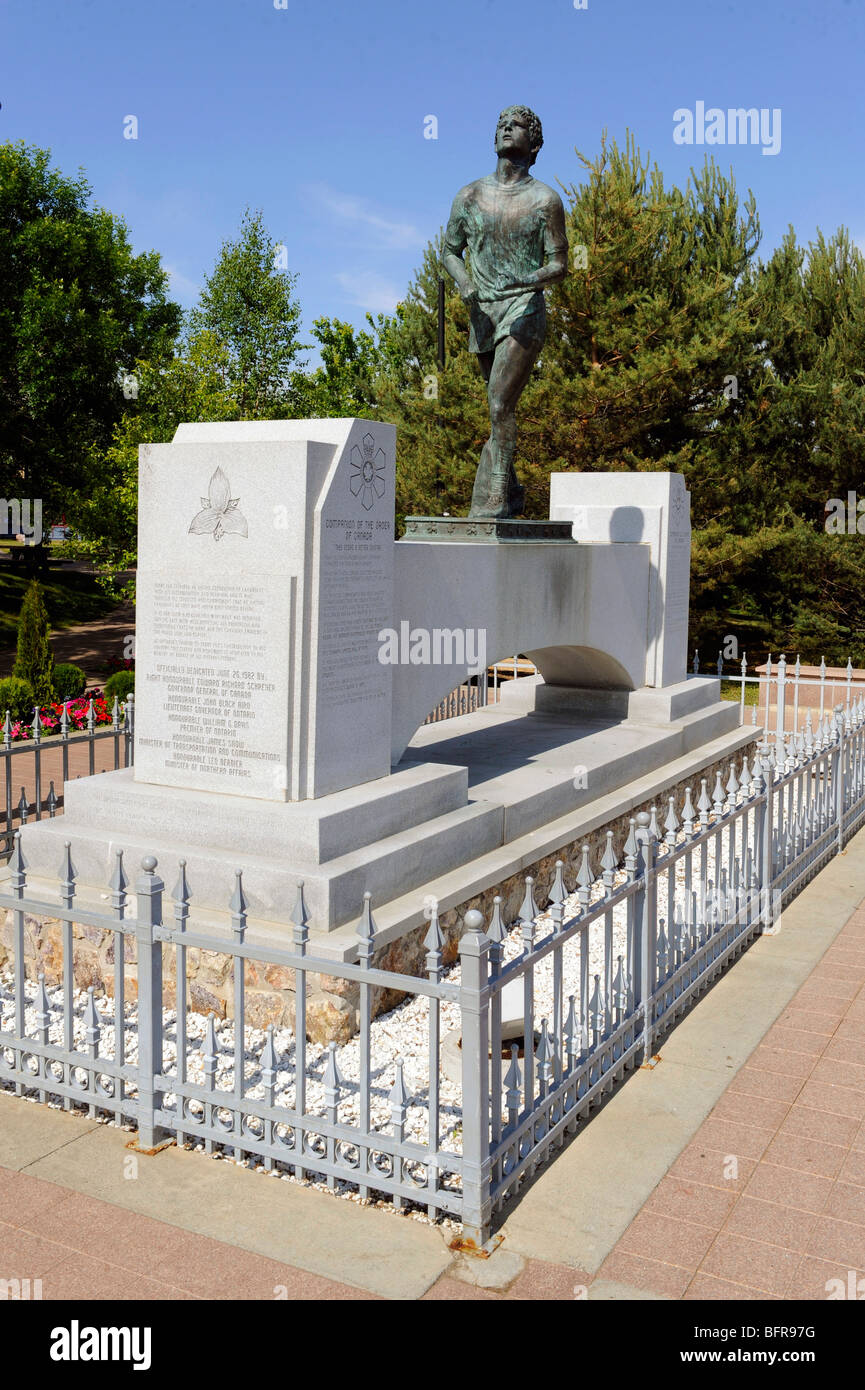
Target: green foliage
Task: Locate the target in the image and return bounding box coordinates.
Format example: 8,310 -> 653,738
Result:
52,662 -> 87,701
13,579 -> 54,705
0,141 -> 181,527
187,208 -> 305,417
292,316 -> 389,418
103,669 -> 135,703
71,208 -> 308,592
0,676 -> 35,722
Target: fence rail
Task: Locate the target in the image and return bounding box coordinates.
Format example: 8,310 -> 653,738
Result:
0,698 -> 863,1243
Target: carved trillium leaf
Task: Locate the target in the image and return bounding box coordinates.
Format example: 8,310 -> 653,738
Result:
189,468 -> 248,541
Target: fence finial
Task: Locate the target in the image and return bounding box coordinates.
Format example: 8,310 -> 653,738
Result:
424,903 -> 444,961
518,876 -> 539,926
486,896 -> 505,944
356,891 -> 376,964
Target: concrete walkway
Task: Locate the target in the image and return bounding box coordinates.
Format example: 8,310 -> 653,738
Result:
0,599 -> 134,688
1,823 -> 864,1300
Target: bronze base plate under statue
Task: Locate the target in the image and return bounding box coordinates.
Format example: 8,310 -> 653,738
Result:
402,516 -> 575,543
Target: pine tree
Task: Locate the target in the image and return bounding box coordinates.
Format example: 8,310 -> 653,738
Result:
13,580 -> 55,707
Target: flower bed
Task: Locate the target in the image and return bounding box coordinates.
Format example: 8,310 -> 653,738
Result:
4,693 -> 121,742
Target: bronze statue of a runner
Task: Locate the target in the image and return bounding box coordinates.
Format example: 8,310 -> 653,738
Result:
443,106 -> 568,519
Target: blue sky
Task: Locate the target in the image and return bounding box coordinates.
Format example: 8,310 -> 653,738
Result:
2,0 -> 864,362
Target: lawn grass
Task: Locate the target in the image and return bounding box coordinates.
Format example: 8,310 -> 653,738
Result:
0,563 -> 120,648
720,677 -> 759,706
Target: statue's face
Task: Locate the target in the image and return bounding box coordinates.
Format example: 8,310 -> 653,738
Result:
495,112 -> 534,162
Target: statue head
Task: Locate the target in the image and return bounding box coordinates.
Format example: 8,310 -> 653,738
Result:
495,105 -> 543,167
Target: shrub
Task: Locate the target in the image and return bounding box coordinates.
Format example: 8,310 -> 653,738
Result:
103,670 -> 135,704
53,662 -> 87,702
0,676 -> 36,722
13,580 -> 55,706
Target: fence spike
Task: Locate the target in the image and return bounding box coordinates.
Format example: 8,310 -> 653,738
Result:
518,875 -> 539,925
697,778 -> 712,827
504,1044 -> 522,1111
536,1019 -> 553,1086
47,780 -> 57,817
601,829 -> 618,880
17,786 -> 28,821
203,1013 -> 218,1080
109,848 -> 128,916
356,891 -> 376,963
576,843 -> 594,894
2,709 -> 11,746
86,697 -> 95,733
389,1057 -> 408,1120
35,972 -> 51,1036
261,1025 -> 278,1090
612,955 -> 627,1013
588,974 -> 604,1035
725,762 -> 739,807
229,870 -> 247,939
324,1041 -> 343,1111
59,841 -> 77,902
84,986 -> 100,1051
564,995 -> 578,1063
60,701 -> 69,737
548,859 -> 567,907
31,705 -> 42,741
10,831 -> 27,889
648,804 -> 661,840
291,881 -> 309,947
664,796 -> 679,845
486,895 -> 505,944
111,694 -> 121,728
712,770 -> 725,815
682,786 -> 696,836
624,818 -> 639,878
172,859 -> 190,919
424,904 -> 444,962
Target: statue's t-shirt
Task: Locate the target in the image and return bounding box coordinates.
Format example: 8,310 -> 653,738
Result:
444,174 -> 567,353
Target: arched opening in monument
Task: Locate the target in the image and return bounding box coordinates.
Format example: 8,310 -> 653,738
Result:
521,643 -> 635,691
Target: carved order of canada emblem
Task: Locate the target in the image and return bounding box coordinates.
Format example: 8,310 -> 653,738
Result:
188,467 -> 248,541
349,433 -> 386,511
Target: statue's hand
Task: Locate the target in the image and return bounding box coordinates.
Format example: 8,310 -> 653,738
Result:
460,282 -> 480,307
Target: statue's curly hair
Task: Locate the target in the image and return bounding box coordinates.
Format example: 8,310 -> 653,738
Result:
496,106 -> 543,165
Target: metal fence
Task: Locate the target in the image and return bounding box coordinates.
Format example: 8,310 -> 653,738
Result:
696,650 -> 865,736
0,698 -> 863,1245
423,658 -> 538,725
0,696 -> 134,856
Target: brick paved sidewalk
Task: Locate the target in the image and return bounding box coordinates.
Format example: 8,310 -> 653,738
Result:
589,903 -> 865,1301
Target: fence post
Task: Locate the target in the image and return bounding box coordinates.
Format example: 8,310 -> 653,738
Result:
633,812 -> 657,1063
835,704 -> 846,854
135,855 -> 165,1149
459,919 -> 492,1248
758,740 -> 775,932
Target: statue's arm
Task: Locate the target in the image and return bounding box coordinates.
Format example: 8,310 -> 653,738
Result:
442,195 -> 479,303
499,192 -> 569,292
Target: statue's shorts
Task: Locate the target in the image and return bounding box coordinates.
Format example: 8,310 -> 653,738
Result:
469,289 -> 546,355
